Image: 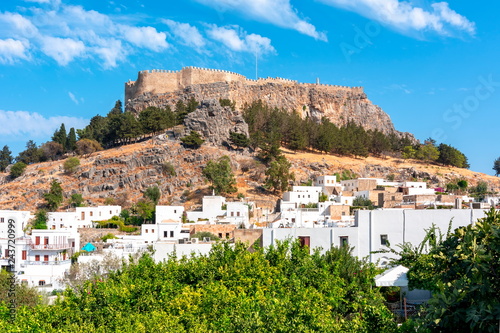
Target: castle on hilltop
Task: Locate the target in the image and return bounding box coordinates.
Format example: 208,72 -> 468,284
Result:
125,66 -> 363,102
124,66 -> 400,136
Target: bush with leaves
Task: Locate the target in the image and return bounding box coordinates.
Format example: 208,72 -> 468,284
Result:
180,130 -> 204,148
10,161 -> 27,179
63,157 -> 80,174
32,210 -> 48,229
202,155 -> 237,195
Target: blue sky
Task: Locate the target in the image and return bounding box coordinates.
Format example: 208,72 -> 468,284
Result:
1,0 -> 499,175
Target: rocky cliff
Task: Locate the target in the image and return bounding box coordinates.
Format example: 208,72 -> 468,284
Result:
125,67 -> 401,135
0,137 -> 498,213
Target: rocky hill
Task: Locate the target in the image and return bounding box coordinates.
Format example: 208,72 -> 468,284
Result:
125,67 -> 405,136
0,135 -> 498,213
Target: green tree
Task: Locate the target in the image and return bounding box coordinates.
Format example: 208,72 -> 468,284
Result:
134,199 -> 155,223
69,193 -> 84,207
353,196 -> 375,209
265,156 -> 295,192
67,127 -> 77,152
44,180 -> 64,211
493,156 -> 500,176
10,161 -> 27,179
229,131 -> 250,149
202,155 -> 237,195
52,123 -> 67,151
402,145 -> 416,159
139,106 -> 171,135
0,270 -> 40,308
63,157 -> 80,174
144,186 -> 161,205
415,142 -> 439,162
175,100 -> 188,124
16,140 -> 42,164
180,130 -> 204,148
0,145 -> 13,172
437,143 -> 469,168
408,209 -> 500,332
32,210 -> 48,229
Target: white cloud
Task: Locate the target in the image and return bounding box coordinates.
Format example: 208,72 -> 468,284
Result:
0,39 -> 30,64
207,25 -> 275,55
318,0 -> 475,36
68,92 -> 79,105
0,2 -> 169,68
163,19 -> 206,50
120,25 -> 168,51
0,110 -> 88,138
194,0 -> 327,41
0,12 -> 38,38
40,36 -> 85,65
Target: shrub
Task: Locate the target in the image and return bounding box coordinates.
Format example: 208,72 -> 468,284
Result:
10,161 -> 27,179
192,231 -> 220,240
101,233 -> 118,242
63,157 -> 80,174
161,162 -> 176,176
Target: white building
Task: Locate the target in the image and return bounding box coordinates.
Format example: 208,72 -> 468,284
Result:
47,206 -> 122,230
186,196 -> 226,223
262,209 -> 488,265
315,175 -> 339,187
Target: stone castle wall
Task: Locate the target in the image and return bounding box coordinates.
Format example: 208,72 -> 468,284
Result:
125,66 -> 363,102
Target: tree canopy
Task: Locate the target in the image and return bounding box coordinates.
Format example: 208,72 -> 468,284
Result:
0,240 -> 396,332
202,155 -> 237,195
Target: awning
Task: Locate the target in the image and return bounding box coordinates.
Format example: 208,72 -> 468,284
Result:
81,242 -> 96,252
374,265 -> 409,287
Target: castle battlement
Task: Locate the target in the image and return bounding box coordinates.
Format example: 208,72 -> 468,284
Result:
125,66 -> 364,102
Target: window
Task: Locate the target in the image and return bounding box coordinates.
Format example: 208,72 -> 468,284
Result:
0,217 -> 4,222
38,280 -> 45,286
298,236 -> 311,248
391,196 -> 395,201
35,255 -> 40,261
225,233 -> 230,238
145,229 -> 148,233
44,255 -> 49,262
341,212 -> 346,216
218,233 -> 223,238
230,212 -> 234,216
174,210 -> 177,214
237,211 -> 240,217
339,236 -> 349,247
151,229 -> 155,233
380,235 -> 388,246
44,237 -> 49,245
22,250 -> 27,260
291,218 -> 296,223
4,249 -> 8,258
164,231 -> 168,238
170,231 -> 174,238
90,211 -> 93,217
81,212 -> 85,220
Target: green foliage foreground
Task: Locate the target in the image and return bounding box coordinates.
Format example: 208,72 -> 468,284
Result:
0,241 -> 396,333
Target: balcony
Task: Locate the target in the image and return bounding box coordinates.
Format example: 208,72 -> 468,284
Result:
27,239 -> 72,250
24,259 -> 71,265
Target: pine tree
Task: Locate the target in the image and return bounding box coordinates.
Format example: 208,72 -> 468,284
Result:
67,128 -> 77,152
0,145 -> 13,172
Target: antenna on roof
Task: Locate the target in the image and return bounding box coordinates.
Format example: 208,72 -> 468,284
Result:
255,51 -> 258,80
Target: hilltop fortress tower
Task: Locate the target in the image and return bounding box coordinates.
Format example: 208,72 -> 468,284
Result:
125,66 -> 397,134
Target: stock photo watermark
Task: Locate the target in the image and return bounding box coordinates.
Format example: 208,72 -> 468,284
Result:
432,74 -> 500,142
340,21 -> 381,63
8,217 -> 16,322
